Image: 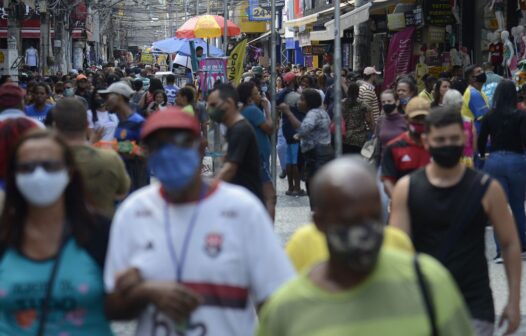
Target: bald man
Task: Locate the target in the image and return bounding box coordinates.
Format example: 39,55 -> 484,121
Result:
258,156 -> 474,336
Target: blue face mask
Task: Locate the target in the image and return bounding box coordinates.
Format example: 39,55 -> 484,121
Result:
400,97 -> 409,106
148,144 -> 200,193
64,88 -> 75,97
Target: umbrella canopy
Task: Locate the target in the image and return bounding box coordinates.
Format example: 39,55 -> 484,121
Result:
152,38 -> 224,57
176,15 -> 241,39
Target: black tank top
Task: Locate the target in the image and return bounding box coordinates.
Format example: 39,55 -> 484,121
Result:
408,168 -> 494,322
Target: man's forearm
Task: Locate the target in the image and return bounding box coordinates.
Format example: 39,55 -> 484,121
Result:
502,241 -> 522,306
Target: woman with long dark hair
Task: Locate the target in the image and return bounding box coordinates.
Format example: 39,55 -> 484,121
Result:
0,130 -> 114,335
138,78 -> 164,114
87,89 -> 118,142
341,82 -> 372,154
431,78 -> 451,107
479,79 -> 526,263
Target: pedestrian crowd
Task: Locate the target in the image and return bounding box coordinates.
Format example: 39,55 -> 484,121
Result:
0,58 -> 523,336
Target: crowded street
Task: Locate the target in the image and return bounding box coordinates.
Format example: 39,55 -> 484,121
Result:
1,0 -> 526,335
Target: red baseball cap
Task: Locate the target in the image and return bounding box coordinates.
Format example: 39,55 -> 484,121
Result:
283,72 -> 296,85
141,106 -> 201,140
0,83 -> 24,108
76,74 -> 88,81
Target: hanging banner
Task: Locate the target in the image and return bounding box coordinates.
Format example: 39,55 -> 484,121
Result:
383,27 -> 416,90
228,39 -> 248,85
199,58 -> 228,97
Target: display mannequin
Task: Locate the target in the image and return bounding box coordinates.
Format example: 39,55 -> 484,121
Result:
446,25 -> 456,50
488,31 -> 504,75
460,47 -> 471,67
450,48 -> 462,66
416,55 -> 429,92
24,46 -> 38,70
513,26 -> 525,56
489,0 -> 505,31
451,0 -> 460,24
502,30 -> 516,77
519,0 -> 526,26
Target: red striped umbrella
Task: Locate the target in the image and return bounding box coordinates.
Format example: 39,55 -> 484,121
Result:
176,15 -> 241,39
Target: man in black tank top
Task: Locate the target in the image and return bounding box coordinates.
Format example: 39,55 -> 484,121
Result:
389,107 -> 522,336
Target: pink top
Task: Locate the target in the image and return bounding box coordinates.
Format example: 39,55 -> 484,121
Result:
463,117 -> 474,157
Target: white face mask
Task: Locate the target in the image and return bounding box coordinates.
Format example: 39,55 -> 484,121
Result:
16,167 -> 70,207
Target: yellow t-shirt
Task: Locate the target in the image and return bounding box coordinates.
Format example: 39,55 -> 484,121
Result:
182,104 -> 195,116
286,224 -> 414,272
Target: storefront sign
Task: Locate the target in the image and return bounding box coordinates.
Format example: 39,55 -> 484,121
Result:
302,45 -> 328,55
249,0 -> 271,21
259,0 -> 285,10
424,0 -> 454,26
140,53 -> 154,64
299,31 -> 311,47
383,27 -> 416,90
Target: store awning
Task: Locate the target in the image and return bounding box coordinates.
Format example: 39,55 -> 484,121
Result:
284,2 -> 353,28
310,0 -> 394,41
249,31 -> 271,44
0,28 -> 92,40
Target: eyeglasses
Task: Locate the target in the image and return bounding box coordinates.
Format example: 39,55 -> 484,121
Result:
16,160 -> 66,174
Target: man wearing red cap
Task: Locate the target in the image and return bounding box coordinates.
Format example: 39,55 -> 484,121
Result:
0,83 -> 43,127
104,106 -> 294,335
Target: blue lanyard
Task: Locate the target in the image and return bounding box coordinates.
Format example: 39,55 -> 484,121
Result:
164,184 -> 207,282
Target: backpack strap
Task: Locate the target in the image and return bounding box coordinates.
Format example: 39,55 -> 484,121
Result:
414,254 -> 439,336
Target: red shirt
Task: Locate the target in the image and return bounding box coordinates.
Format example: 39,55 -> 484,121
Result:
381,132 -> 431,183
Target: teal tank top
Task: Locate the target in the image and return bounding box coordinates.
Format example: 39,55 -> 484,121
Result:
0,238 -> 114,335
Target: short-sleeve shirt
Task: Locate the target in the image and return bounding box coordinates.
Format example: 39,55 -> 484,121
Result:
285,224 -> 414,273
297,108 -> 331,153
71,145 -> 131,217
87,110 -> 119,141
241,104 -> 271,159
381,132 -> 431,183
257,249 -> 474,336
114,112 -> 144,143
461,86 -> 489,133
104,182 -> 295,336
0,222 -> 113,336
225,119 -> 263,201
24,104 -> 53,123
164,84 -> 179,105
278,89 -> 303,144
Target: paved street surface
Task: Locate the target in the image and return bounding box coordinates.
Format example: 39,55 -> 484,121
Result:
113,176 -> 526,335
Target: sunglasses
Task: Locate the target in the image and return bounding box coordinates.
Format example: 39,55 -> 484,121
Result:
16,160 -> 66,174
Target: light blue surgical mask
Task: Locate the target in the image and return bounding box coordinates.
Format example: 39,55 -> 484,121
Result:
64,88 -> 75,97
148,144 -> 200,193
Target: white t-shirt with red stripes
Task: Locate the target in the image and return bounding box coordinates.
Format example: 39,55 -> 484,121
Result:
104,181 -> 295,336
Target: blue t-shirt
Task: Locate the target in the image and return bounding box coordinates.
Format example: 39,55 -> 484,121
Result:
25,104 -> 53,123
0,239 -> 113,335
114,112 -> 145,142
164,84 -> 179,106
241,104 -> 271,159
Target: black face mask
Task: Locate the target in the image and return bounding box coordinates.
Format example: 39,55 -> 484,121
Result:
475,73 -> 487,84
429,145 -> 464,168
383,104 -> 397,114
